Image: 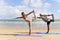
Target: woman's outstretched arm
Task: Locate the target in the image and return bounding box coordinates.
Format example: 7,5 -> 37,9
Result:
15,16 -> 23,19
26,10 -> 34,16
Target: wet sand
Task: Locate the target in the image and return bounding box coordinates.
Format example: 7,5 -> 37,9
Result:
0,28 -> 60,40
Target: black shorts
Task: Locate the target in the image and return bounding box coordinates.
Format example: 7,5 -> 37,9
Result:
47,19 -> 53,25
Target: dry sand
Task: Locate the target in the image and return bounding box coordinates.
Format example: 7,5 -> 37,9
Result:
0,28 -> 60,40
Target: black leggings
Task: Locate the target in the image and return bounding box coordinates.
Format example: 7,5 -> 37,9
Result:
46,20 -> 53,33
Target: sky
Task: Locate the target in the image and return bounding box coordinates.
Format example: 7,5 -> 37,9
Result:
0,0 -> 60,19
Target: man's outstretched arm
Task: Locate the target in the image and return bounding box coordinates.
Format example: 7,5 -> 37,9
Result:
37,17 -> 41,19
40,13 -> 52,16
40,13 -> 55,22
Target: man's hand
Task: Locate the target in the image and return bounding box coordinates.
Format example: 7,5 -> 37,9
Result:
51,14 -> 55,22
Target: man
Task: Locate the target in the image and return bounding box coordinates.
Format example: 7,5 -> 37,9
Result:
16,10 -> 36,35
37,13 -> 54,33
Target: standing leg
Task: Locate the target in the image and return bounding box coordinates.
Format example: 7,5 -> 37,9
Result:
26,20 -> 31,35
46,22 -> 50,33
28,21 -> 31,35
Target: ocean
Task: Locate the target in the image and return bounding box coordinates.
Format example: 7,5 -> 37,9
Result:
0,19 -> 60,28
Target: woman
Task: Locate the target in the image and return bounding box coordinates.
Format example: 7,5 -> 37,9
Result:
16,10 -> 36,35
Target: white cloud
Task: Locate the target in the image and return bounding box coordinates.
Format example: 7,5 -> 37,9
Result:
53,0 -> 60,3
23,0 -> 30,5
0,0 -> 19,19
44,3 -> 51,8
16,6 -> 33,13
57,10 -> 60,13
0,0 -> 35,19
0,0 -> 52,19
30,0 -> 42,8
0,0 -> 33,19
0,6 -> 19,19
0,0 -> 6,6
43,3 -> 51,10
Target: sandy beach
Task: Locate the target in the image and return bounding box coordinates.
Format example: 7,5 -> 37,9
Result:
0,27 -> 60,40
